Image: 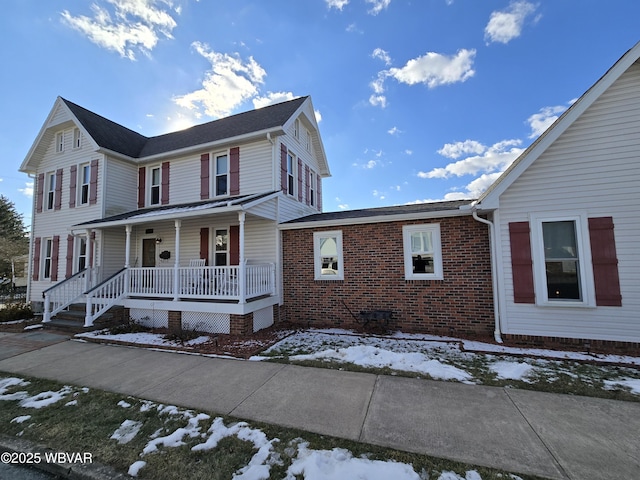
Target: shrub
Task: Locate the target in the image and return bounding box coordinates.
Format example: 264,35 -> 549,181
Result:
0,303 -> 33,322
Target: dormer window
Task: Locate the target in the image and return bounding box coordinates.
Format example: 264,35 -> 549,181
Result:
294,119 -> 300,139
305,129 -> 311,152
56,132 -> 64,153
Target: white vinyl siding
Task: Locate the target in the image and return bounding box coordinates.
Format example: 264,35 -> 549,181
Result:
104,157 -> 137,217
496,62 -> 640,343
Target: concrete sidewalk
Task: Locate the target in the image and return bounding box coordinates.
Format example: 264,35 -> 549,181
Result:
0,334 -> 639,480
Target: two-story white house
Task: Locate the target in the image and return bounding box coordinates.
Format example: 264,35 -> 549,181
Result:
20,96 -> 329,335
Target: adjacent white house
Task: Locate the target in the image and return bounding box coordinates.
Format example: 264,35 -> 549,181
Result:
475,41 -> 640,348
19,96 -> 329,335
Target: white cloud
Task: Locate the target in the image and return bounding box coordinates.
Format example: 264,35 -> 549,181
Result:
372,48 -> 392,66
19,181 -> 34,198
387,126 -> 401,136
60,0 -> 178,60
437,140 -> 485,159
388,49 -> 476,88
173,42 -> 266,119
252,92 -> 295,109
366,0 -> 391,15
484,1 -> 538,45
326,0 -> 349,11
526,103 -> 569,138
419,139 -> 523,178
315,110 -> 322,123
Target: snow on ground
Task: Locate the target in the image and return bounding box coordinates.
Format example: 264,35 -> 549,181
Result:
490,361 -> 535,382
76,330 -> 211,348
604,378 -> 640,395
110,419 -> 143,444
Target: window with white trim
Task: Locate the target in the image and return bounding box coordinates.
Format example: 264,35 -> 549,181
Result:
150,166 -> 161,205
531,214 -> 594,306
403,224 -> 443,280
213,152 -> 228,197
294,119 -> 300,139
73,128 -> 81,149
46,172 -> 56,210
56,132 -> 64,153
287,152 -> 296,197
214,228 -> 228,266
314,231 -> 343,280
76,236 -> 88,271
309,171 -> 316,207
305,129 -> 311,152
42,238 -> 53,279
79,163 -> 90,205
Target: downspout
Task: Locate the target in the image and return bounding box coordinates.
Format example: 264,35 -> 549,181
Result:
472,208 -> 503,343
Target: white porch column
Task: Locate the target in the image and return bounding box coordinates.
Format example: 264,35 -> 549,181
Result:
238,211 -> 246,304
173,219 -> 181,301
85,229 -> 93,291
124,225 -> 132,268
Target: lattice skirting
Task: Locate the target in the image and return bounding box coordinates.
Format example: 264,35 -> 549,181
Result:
130,308 -> 168,329
253,306 -> 273,332
182,311 -> 230,334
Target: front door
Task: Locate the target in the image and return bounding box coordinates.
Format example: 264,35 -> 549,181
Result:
142,239 -> 156,267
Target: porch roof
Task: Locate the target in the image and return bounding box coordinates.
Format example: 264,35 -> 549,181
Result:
73,191 -> 278,230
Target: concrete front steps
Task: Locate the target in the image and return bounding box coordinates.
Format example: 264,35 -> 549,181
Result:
43,304 -> 126,334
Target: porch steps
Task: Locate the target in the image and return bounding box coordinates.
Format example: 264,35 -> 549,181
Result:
43,304 -> 125,334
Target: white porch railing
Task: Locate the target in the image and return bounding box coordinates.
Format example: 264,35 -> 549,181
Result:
43,268 -> 96,323
82,264 -> 275,327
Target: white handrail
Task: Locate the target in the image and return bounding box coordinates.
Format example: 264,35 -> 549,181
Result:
43,269 -> 93,323
84,269 -> 128,327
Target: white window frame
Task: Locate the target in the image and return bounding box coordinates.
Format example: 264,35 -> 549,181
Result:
149,165 -> 161,205
42,238 -> 53,280
73,128 -> 81,149
305,128 -> 311,152
530,213 -> 595,307
46,172 -> 56,211
294,118 -> 300,139
287,151 -> 296,197
309,171 -> 316,207
313,231 -> 344,280
76,235 -> 88,272
214,227 -> 229,266
403,224 -> 443,280
79,163 -> 90,205
56,132 -> 64,153
211,151 -> 229,197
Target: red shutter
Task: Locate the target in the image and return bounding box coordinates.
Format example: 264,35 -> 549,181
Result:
54,169 -> 63,210
297,158 -> 303,202
65,235 -> 74,278
588,217 -> 622,306
69,165 -> 77,208
200,153 -> 210,200
199,228 -> 209,265
32,237 -> 41,281
161,161 -> 170,205
305,165 -> 310,205
89,159 -> 98,205
280,143 -> 288,194
36,173 -> 44,213
230,147 -> 240,195
509,222 -> 535,303
138,167 -> 146,208
51,235 -> 60,281
229,225 -> 240,265
316,174 -> 322,211
89,231 -> 95,268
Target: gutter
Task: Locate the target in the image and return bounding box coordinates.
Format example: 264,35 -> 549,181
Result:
472,207 -> 503,343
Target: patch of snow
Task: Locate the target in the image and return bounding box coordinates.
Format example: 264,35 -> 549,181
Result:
128,460 -> 147,477
20,385 -> 73,409
185,335 -> 211,346
284,442 -> 421,480
490,361 -> 535,382
142,413 -> 210,455
438,471 -> 482,480
118,400 -> 132,408
11,415 -> 31,424
0,377 -> 30,401
603,378 -> 640,394
111,420 -> 143,444
65,400 -> 78,406
290,345 -> 473,382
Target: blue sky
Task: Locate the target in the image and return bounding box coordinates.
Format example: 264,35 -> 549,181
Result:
1,1 -> 639,230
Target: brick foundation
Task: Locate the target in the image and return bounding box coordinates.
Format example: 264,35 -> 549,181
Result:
168,311 -> 182,332
502,334 -> 640,356
282,215 -> 495,338
230,313 -> 253,336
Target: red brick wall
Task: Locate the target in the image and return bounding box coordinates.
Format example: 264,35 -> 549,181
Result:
282,215 -> 494,337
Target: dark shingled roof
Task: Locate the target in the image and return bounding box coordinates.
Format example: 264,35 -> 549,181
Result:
62,96 -> 308,159
284,199 -> 474,224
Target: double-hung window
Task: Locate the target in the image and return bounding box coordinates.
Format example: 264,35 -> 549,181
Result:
313,231 -> 343,280
531,214 -> 594,306
403,224 -> 443,280
309,171 -> 316,207
77,236 -> 88,271
73,128 -> 81,149
43,238 -> 53,279
56,132 -> 64,153
79,163 -> 90,205
214,153 -> 228,196
150,166 -> 161,205
46,172 -> 56,210
287,152 -> 295,196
